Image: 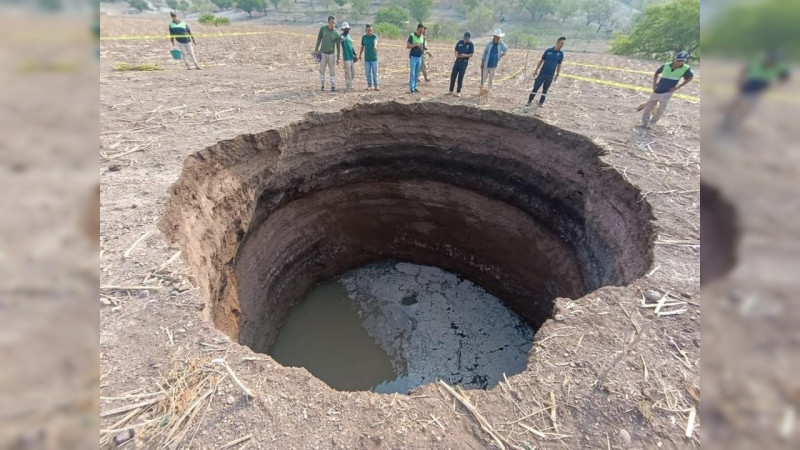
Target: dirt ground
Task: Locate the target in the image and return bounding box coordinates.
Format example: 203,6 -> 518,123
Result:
100,15 -> 701,449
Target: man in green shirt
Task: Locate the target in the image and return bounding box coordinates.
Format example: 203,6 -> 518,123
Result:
359,24 -> 379,91
340,22 -> 357,90
314,16 -> 342,92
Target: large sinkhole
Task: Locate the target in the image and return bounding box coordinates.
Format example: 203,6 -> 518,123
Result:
159,102 -> 655,394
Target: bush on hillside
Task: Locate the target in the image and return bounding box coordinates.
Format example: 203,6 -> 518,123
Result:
467,5 -> 494,35
375,5 -> 410,28
505,30 -> 537,49
427,21 -> 460,41
372,23 -> 405,40
198,13 -> 216,23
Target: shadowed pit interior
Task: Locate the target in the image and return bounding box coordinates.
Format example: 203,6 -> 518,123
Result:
159,102 -> 654,359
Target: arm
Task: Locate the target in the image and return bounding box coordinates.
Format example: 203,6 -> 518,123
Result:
555,63 -> 562,81
186,24 -> 195,44
169,25 -> 174,46
406,36 -> 416,50
314,28 -> 322,54
336,37 -> 341,61
359,44 -> 364,60
652,68 -> 662,91
533,59 -> 544,75
671,74 -> 693,92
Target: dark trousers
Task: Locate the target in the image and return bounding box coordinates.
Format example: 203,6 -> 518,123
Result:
449,59 -> 469,93
529,74 -> 554,104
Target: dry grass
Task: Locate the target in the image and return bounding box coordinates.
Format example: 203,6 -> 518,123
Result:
99,358 -> 224,449
113,62 -> 162,71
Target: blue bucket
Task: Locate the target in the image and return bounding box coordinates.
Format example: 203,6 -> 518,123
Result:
170,48 -> 182,60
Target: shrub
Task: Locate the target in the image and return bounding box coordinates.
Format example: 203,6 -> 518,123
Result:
375,5 -> 410,28
427,21 -> 460,40
467,5 -> 494,35
372,23 -> 405,40
198,13 -> 216,24
505,30 -> 537,49
212,16 -> 231,25
611,0 -> 699,60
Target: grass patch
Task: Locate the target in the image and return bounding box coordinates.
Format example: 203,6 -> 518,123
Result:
114,62 -> 162,71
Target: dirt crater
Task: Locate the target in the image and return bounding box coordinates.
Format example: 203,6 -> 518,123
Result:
159,101 -> 655,377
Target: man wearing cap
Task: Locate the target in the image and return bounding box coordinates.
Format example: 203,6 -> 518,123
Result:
340,22 -> 357,90
527,37 -> 565,107
407,23 -> 425,94
639,51 -> 694,128
719,50 -> 790,132
169,12 -> 201,70
448,32 -> 474,97
480,29 -> 508,91
314,16 -> 342,92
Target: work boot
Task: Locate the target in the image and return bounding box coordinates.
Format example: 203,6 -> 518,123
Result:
331,86 -> 337,92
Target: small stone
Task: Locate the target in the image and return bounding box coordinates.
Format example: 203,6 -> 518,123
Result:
226,395 -> 236,405
138,290 -> 149,298
644,289 -> 662,303
176,328 -> 186,334
113,429 -> 134,446
131,204 -> 138,209
619,429 -> 632,445
107,163 -> 123,172
657,441 -> 663,447
100,297 -> 112,307
554,314 -> 565,321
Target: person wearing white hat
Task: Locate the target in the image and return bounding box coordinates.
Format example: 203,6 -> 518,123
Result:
340,22 -> 357,90
480,29 -> 508,91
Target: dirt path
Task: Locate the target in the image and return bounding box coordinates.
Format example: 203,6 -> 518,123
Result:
100,16 -> 700,449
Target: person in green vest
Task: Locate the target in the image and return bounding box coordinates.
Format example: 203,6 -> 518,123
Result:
314,16 -> 342,92
359,24 -> 379,91
407,23 -> 425,94
719,50 -> 790,132
169,12 -> 201,70
340,22 -> 357,90
639,51 -> 693,128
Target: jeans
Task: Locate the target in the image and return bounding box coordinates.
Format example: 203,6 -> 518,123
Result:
450,59 -> 468,93
364,60 -> 379,87
409,56 -> 422,91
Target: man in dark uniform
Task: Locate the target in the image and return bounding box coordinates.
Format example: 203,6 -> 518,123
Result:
527,37 -> 565,107
169,12 -> 201,70
448,32 -> 474,97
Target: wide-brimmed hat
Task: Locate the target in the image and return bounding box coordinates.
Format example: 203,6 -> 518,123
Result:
341,21 -> 351,30
493,29 -> 505,37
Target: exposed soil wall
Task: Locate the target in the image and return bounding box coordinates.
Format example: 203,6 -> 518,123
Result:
159,101 -> 654,357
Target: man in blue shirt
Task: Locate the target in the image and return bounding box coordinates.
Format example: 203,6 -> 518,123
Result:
639,51 -> 694,128
448,32 -> 474,97
407,23 -> 425,94
527,37 -> 565,107
480,29 -> 508,92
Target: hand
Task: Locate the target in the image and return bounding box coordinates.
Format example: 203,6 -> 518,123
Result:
553,76 -> 558,83
668,87 -> 678,93
336,58 -> 340,65
533,70 -> 538,77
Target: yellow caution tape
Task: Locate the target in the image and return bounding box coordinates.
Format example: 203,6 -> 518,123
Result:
560,73 -> 700,102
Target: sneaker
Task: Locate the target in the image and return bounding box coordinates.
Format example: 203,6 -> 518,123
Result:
195,66 -> 202,70
525,102 -> 531,107
331,87 -> 337,92
454,92 -> 461,97
366,86 -> 372,90
446,91 -> 453,95
413,88 -> 419,93
374,87 -> 380,91
321,86 -> 325,91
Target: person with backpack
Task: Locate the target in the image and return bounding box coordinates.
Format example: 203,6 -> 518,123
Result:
407,23 -> 425,94
340,22 -> 357,90
359,24 -> 380,91
169,12 -> 201,70
639,51 -> 694,128
314,16 -> 342,92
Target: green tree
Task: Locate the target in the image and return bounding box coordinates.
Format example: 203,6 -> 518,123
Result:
554,0 -> 579,24
212,0 -> 234,9
375,5 -> 410,28
333,0 -> 347,10
351,0 -> 370,21
270,0 -> 281,10
190,0 -> 216,13
611,0 -> 699,59
407,0 -> 433,23
128,0 -> 149,11
584,0 -> 616,32
467,4 -> 494,34
167,0 -> 179,9
461,0 -> 479,12
236,0 -> 266,16
518,0 -> 554,22
701,0 -> 798,59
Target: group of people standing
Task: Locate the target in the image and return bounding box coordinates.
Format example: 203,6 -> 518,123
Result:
167,12 -> 703,128
314,16 -> 380,92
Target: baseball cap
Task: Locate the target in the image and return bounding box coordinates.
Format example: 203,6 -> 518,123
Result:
675,51 -> 689,61
341,22 -> 351,29
464,31 -> 471,39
